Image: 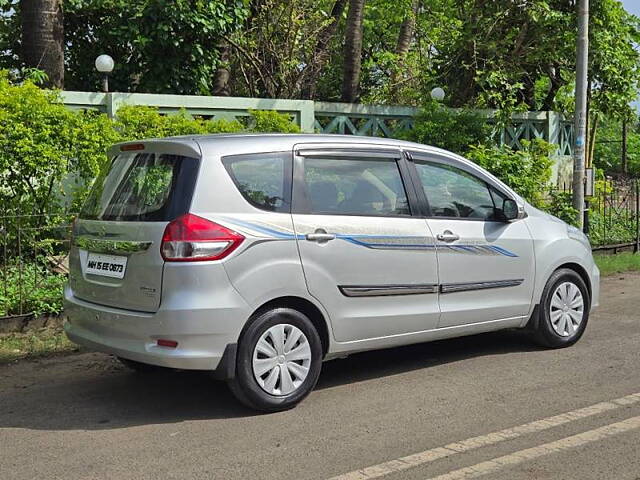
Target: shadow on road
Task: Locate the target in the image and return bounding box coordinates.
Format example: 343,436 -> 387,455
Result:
0,329 -> 540,431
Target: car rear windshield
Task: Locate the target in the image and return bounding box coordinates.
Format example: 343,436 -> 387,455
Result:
80,152 -> 199,221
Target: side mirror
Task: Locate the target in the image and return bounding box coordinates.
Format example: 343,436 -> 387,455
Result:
501,198 -> 520,221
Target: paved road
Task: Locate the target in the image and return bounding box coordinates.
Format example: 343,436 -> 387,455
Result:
1,273 -> 640,480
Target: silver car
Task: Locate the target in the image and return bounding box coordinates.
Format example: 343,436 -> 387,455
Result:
64,134 -> 599,411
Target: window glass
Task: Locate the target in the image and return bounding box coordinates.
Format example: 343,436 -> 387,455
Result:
415,162 -> 497,220
80,153 -> 199,221
223,153 -> 290,212
304,157 -> 410,216
489,185 -> 509,210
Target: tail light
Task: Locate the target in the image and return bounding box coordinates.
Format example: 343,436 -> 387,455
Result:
161,213 -> 244,262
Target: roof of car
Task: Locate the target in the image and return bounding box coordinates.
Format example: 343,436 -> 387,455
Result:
189,133 -> 460,157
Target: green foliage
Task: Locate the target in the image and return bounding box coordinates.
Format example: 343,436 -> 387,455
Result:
0,263 -> 67,316
0,72 -> 117,217
113,106 -> 243,141
400,102 -> 491,155
588,209 -> 638,247
593,117 -> 640,176
466,139 -> 554,207
546,190 -> 579,226
63,0 -> 249,94
248,109 -> 301,133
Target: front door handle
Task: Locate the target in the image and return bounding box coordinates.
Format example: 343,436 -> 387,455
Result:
306,229 -> 336,243
436,230 -> 460,242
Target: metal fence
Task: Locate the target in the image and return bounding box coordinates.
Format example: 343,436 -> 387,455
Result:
554,179 -> 640,251
0,211 -> 75,317
60,91 -> 575,157
587,179 -> 640,251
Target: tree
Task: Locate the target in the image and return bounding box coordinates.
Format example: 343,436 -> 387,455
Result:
341,0 -> 366,102
227,0 -> 347,99
301,0 -> 347,99
20,0 -> 64,87
389,0 -> 418,102
63,0 -> 248,94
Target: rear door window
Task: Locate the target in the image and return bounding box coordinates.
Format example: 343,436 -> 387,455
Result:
302,156 -> 410,216
80,152 -> 199,221
222,152 -> 292,212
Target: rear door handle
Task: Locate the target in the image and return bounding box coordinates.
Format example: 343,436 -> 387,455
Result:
306,229 -> 336,243
436,230 -> 460,242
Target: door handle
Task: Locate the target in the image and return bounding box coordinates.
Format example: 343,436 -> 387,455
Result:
436,230 -> 460,242
306,229 -> 336,243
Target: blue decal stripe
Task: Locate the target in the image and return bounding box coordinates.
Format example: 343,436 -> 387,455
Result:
221,218 -> 301,239
220,219 -> 518,257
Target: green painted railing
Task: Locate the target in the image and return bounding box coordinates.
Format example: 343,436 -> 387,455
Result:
60,91 -> 574,156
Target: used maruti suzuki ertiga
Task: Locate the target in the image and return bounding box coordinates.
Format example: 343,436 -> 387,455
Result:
64,134 -> 599,411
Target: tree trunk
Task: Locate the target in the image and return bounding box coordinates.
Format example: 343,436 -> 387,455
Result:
301,0 -> 347,99
212,40 -> 231,96
395,0 -> 418,57
389,0 -> 419,102
21,0 -> 64,88
341,0 -> 366,103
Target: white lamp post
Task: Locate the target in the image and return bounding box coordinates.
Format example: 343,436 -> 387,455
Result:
95,54 -> 115,93
430,87 -> 445,102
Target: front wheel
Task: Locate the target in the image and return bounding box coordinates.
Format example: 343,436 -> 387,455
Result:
228,308 -> 323,412
530,268 -> 590,348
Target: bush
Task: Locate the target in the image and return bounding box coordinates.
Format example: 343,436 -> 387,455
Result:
113,105 -> 244,140
466,139 -> 554,207
0,262 -> 66,316
0,72 -> 117,217
545,190 -> 579,226
401,101 -> 491,154
248,109 -> 301,133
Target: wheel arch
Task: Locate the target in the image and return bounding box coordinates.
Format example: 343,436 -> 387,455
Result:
555,262 -> 592,301
241,296 -> 331,357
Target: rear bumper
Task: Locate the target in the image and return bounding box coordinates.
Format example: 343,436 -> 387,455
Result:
63,284 -> 249,371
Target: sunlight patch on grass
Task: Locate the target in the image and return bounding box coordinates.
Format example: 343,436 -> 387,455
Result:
0,327 -> 78,364
594,252 -> 640,277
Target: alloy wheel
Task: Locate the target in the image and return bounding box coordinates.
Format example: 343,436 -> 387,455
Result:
252,324 -> 312,396
549,281 -> 584,337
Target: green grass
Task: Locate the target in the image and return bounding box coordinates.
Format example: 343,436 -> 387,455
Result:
594,252 -> 640,276
0,327 -> 79,364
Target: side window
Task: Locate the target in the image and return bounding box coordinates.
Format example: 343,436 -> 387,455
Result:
303,156 -> 410,216
222,152 -> 291,212
415,161 -> 497,220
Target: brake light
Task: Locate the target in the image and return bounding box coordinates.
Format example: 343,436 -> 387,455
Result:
120,143 -> 145,151
161,213 -> 244,262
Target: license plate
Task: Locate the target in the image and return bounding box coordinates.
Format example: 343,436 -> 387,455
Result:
85,253 -> 128,279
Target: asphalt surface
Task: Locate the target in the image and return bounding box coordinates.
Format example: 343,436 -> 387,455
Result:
1,273 -> 639,480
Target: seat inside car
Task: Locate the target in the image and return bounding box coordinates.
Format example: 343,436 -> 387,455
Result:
309,181 -> 339,212
339,180 -> 387,214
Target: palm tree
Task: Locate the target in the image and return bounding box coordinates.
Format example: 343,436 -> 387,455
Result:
21,0 -> 64,88
341,0 -> 366,103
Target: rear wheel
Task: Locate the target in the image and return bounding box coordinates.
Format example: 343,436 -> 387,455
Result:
228,308 -> 323,412
530,268 -> 590,348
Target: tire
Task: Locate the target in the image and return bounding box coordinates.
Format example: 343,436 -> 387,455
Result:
228,307 -> 323,412
117,357 -> 164,373
529,268 -> 590,348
